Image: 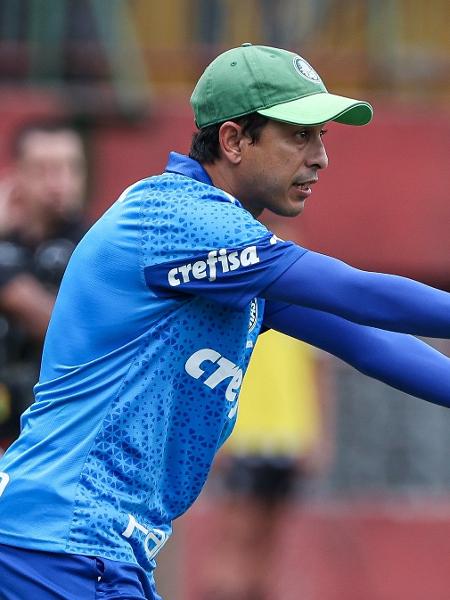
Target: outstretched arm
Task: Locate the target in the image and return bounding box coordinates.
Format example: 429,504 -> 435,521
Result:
263,301 -> 450,407
262,251 -> 450,338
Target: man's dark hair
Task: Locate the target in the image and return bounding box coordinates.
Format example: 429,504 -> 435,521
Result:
11,119 -> 83,160
189,112 -> 269,164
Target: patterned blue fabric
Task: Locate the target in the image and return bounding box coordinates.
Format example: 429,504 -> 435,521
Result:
0,153 -> 303,573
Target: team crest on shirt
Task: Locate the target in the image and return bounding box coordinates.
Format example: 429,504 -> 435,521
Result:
248,298 -> 258,332
293,56 -> 321,82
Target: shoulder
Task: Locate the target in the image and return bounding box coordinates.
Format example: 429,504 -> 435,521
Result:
140,173 -> 269,251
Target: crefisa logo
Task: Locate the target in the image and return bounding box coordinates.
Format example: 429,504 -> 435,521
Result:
168,245 -> 260,287
293,56 -> 321,82
248,299 -> 258,332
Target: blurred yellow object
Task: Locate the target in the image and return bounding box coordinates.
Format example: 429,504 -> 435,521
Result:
225,329 -> 320,456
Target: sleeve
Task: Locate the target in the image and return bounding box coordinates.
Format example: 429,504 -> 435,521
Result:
263,301 -> 450,408
140,180 -> 307,309
144,233 -> 305,310
262,250 -> 450,338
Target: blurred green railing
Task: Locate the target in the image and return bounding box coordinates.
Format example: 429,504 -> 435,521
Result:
0,0 -> 448,111
0,0 -> 152,119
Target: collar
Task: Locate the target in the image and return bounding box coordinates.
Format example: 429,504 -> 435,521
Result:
164,152 -> 213,186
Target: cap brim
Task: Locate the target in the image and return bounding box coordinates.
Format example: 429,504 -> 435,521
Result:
257,92 -> 373,126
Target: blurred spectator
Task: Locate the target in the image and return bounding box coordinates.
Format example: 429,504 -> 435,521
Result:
0,121 -> 88,449
200,329 -> 334,600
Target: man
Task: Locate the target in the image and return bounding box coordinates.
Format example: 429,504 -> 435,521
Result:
0,44 -> 448,599
0,121 -> 87,448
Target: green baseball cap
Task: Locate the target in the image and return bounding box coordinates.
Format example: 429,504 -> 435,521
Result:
191,43 -> 373,128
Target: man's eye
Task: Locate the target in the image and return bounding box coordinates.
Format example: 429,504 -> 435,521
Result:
296,130 -> 308,139
320,129 -> 328,137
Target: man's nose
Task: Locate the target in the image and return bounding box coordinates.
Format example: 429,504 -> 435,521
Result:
306,139 -> 329,170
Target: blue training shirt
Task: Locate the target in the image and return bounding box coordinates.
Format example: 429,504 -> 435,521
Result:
0,153 -> 304,571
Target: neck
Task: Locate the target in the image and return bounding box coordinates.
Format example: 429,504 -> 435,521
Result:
203,162 -> 263,218
11,198 -> 56,244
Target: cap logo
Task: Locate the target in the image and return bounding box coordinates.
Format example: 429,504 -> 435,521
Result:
293,56 -> 320,82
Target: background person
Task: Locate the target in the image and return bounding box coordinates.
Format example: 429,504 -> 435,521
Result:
201,328 -> 334,600
0,121 -> 88,448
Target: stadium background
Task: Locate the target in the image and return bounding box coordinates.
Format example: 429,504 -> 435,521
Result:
0,1 -> 449,598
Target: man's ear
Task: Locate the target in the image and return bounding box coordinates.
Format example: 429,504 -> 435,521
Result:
218,121 -> 245,165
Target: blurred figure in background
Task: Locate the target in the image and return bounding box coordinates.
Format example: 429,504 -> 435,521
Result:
201,329 -> 334,600
0,121 -> 88,449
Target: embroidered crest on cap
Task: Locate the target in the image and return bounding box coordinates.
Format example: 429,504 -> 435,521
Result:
293,56 -> 321,82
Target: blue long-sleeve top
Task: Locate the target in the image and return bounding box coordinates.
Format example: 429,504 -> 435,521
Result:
261,251 -> 450,407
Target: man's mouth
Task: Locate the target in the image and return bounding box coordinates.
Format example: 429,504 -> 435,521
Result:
293,179 -> 318,197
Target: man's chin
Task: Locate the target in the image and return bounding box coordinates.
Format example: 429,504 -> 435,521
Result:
282,200 -> 305,217
266,197 -> 305,218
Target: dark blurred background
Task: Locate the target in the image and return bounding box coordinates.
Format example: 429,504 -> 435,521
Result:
0,2 -> 449,599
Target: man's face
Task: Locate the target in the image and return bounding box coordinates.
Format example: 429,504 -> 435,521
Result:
15,130 -> 86,223
236,120 -> 329,217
